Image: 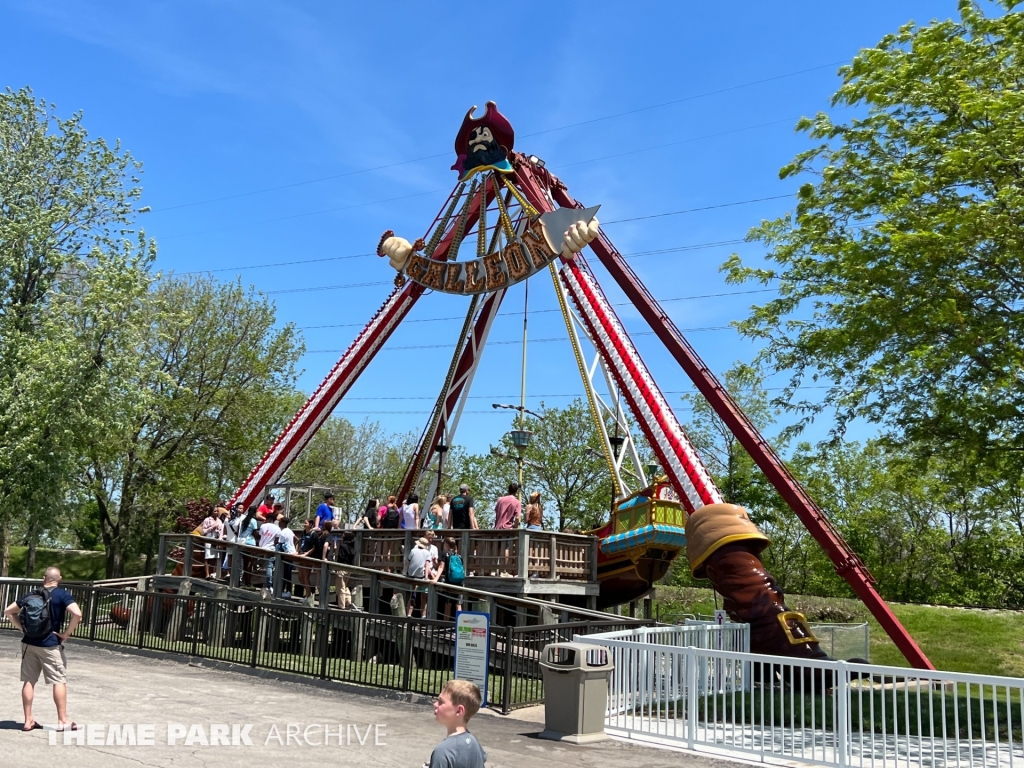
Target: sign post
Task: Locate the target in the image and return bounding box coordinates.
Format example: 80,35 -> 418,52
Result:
454,610 -> 491,706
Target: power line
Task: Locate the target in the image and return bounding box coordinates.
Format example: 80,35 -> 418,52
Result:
315,385 -> 832,401
178,251 -> 376,275
149,60 -> 843,214
305,328 -> 732,354
602,194 -> 793,225
556,117 -> 796,169
298,288 -> 773,329
158,187 -> 450,242
178,236 -> 744,278
268,280 -> 392,296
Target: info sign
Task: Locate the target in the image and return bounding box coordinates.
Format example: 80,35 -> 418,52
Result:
454,610 -> 490,706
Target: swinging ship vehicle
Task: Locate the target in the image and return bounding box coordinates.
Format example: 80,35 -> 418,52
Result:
588,477 -> 688,608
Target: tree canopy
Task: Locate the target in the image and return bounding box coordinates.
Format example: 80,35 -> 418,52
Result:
724,1 -> 1024,466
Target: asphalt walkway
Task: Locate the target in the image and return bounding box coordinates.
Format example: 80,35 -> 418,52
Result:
0,633 -> 733,768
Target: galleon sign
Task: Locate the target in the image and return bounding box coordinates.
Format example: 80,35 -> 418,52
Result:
386,205 -> 600,296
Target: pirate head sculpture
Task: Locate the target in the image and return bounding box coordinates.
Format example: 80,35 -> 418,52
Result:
452,102 -> 515,180
379,102 -> 601,281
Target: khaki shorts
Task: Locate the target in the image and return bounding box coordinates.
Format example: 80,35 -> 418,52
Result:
21,643 -> 67,685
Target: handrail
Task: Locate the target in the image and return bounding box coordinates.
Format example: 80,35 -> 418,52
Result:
159,533 -> 628,626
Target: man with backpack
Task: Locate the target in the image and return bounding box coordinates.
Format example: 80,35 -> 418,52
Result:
3,567 -> 82,732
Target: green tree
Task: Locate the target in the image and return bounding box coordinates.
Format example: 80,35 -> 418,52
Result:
83,275 -> 302,576
681,363 -> 787,521
724,1 -> 1024,465
0,87 -> 152,574
284,416 -> 419,518
452,400 -> 613,531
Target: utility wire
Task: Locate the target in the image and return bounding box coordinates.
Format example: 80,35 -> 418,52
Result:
178,237 -> 744,277
149,60 -> 843,214
318,385 -> 831,401
306,327 -> 732,354
298,287 -> 773,330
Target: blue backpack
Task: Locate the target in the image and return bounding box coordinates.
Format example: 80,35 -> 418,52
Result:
447,553 -> 465,586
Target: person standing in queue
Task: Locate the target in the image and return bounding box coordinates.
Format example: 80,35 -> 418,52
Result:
448,484 -> 478,530
315,493 -> 336,530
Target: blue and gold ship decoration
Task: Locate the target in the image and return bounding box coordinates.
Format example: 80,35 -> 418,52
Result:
587,478 -> 689,609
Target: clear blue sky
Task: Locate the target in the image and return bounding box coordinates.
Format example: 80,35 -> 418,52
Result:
3,1 -> 958,457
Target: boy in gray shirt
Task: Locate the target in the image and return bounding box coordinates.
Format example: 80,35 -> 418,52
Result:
427,680 -> 487,768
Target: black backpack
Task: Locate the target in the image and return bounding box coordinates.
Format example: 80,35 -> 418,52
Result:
382,506 -> 401,529
19,588 -> 53,640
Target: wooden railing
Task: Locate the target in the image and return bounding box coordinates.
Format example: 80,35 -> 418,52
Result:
352,529 -> 597,582
610,499 -> 686,535
156,534 -> 608,624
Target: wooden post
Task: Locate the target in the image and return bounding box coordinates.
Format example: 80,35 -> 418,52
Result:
157,536 -> 168,576
589,535 -> 599,583
349,613 -> 364,663
319,562 -> 330,608
548,533 -> 558,579
426,583 -> 438,621
272,553 -> 284,598
165,579 -> 192,642
229,543 -> 241,588
354,530 -> 363,567
128,577 -> 147,644
369,573 -> 380,614
208,585 -> 229,648
460,531 -> 471,574
184,536 -> 195,579
517,532 -> 529,578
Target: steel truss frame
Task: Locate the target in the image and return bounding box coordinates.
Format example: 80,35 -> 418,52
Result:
233,151 -> 933,670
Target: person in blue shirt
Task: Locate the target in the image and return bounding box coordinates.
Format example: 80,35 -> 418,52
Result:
4,567 -> 82,732
315,493 -> 336,530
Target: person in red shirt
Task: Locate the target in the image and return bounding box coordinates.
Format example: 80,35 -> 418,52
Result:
257,494 -> 275,522
492,482 -> 521,576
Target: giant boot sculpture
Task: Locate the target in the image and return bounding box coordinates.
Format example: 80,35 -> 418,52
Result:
686,503 -> 832,681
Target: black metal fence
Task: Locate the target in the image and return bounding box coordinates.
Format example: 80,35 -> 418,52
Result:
0,581 -> 647,713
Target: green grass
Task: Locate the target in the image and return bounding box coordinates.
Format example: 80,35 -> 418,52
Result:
653,585 -> 1024,678
6,547 -> 146,581
641,686 -> 1023,740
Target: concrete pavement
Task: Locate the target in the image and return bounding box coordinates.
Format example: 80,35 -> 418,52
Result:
0,633 -> 733,768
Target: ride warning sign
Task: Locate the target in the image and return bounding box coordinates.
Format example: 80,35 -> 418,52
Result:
454,611 -> 490,706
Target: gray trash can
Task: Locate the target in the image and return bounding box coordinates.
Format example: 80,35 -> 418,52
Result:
538,642 -> 613,743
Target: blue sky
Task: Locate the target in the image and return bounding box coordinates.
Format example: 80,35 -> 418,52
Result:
3,0 -> 959,457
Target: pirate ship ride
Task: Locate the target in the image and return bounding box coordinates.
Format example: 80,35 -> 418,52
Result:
228,102 -> 934,669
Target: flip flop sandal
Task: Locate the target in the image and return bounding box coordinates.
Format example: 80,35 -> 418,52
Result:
56,722 -> 80,732
21,722 -> 42,732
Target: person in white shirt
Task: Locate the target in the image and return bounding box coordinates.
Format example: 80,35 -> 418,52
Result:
276,517 -> 297,598
405,537 -> 433,618
402,492 -> 420,530
257,517 -> 282,589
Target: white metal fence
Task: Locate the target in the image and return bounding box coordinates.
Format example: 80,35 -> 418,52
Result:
582,628 -> 1024,767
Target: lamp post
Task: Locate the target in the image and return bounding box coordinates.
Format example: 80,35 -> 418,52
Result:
646,463 -> 660,484
508,428 -> 533,494
493,403 -> 543,500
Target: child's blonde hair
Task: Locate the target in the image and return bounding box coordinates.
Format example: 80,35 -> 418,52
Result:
441,679 -> 482,720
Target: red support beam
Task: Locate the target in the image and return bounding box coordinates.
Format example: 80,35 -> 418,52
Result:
396,287 -> 506,502
549,181 -> 933,670
232,185 -> 485,510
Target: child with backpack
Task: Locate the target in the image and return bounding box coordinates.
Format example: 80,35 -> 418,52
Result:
432,537 -> 465,621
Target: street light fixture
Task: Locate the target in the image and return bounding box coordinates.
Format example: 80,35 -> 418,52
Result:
609,433 -> 626,459
491,403 -> 544,420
